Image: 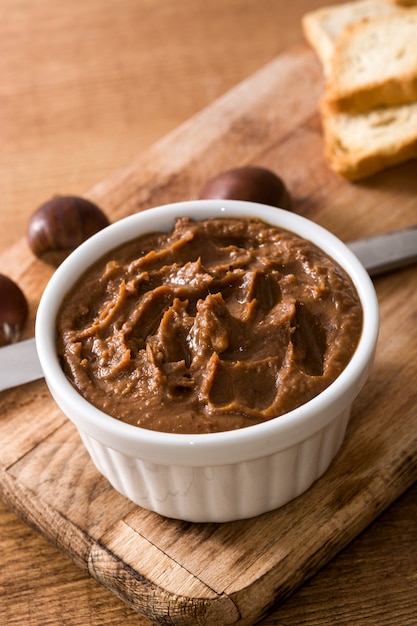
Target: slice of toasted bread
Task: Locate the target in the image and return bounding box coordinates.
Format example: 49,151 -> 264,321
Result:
321,100 -> 417,179
302,0 -> 401,76
323,10 -> 417,113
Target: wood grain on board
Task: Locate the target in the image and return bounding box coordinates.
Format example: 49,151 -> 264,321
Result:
0,45 -> 416,625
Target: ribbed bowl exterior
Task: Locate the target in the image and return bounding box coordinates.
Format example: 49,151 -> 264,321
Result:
77,405 -> 351,522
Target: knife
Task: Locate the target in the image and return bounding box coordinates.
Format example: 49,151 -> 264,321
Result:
0,337 -> 44,392
347,223 -> 417,277
1,223 -> 416,392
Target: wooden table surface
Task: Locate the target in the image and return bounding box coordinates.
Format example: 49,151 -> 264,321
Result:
0,1 -> 416,624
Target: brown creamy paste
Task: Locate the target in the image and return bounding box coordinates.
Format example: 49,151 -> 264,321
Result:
57,217 -> 362,434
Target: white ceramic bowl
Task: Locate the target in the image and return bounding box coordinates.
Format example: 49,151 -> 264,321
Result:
36,200 -> 379,522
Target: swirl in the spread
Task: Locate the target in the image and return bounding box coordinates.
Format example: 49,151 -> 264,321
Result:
57,217 -> 362,434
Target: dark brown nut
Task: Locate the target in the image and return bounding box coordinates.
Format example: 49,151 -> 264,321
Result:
198,166 -> 293,211
27,196 -> 110,266
0,274 -> 29,346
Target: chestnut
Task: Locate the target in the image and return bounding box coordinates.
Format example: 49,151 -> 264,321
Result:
197,166 -> 293,211
27,195 -> 110,266
0,274 -> 29,346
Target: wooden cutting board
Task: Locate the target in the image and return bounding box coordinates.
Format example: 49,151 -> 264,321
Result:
0,44 -> 416,626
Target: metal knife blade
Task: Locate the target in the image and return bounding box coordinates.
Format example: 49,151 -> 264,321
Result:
347,223 -> 417,277
0,223 -> 416,392
0,337 -> 43,392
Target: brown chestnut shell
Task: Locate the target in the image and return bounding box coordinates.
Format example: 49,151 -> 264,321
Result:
198,166 -> 293,211
27,195 -> 110,266
0,274 -> 29,346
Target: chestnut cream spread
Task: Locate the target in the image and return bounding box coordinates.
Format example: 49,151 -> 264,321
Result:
57,217 -> 362,434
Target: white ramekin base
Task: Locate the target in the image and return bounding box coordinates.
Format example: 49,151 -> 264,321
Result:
78,405 -> 350,522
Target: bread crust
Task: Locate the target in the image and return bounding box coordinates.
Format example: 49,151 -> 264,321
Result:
301,0 -> 401,77
386,0 -> 417,6
326,73 -> 417,114
321,101 -> 417,179
324,11 -> 417,113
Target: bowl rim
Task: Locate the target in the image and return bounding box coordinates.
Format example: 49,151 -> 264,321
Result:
35,199 -> 379,466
